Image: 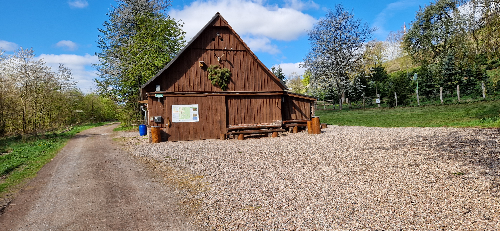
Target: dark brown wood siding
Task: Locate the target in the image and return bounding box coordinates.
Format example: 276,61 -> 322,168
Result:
226,95 -> 282,126
283,95 -> 313,121
148,95 -> 226,141
142,16 -> 283,94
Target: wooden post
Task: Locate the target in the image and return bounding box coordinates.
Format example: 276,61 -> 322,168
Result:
394,92 -> 398,107
312,117 -> 321,134
293,126 -> 298,133
151,126 -> 161,143
457,85 -> 460,102
482,81 -> 486,99
272,132 -> 278,138
307,120 -> 313,134
416,90 -> 420,106
440,87 -> 443,104
362,97 -> 365,109
220,133 -> 226,140
238,134 -> 244,140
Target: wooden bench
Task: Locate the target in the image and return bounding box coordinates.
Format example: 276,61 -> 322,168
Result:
227,128 -> 286,140
227,124 -> 285,140
283,120 -> 309,133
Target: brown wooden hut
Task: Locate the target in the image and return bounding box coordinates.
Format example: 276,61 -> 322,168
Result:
141,12 -> 316,141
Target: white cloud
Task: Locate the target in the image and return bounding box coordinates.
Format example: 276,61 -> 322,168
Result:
273,62 -> 305,78
0,40 -> 19,51
38,54 -> 98,93
243,36 -> 280,54
68,0 -> 88,9
283,0 -> 319,11
55,40 -> 78,51
170,0 -> 317,43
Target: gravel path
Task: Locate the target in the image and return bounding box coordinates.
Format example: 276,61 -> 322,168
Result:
0,124 -> 197,231
121,126 -> 500,230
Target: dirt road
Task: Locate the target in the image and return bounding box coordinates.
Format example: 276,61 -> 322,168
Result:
0,124 -> 197,230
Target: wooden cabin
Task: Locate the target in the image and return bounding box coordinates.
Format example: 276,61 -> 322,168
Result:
141,12 -> 316,141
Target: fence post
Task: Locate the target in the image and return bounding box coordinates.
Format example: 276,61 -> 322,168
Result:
440,87 -> 443,104
457,85 -> 460,102
394,92 -> 397,107
482,81 -> 486,99
416,90 -> 420,106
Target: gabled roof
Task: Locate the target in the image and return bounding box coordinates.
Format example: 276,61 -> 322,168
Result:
141,12 -> 286,90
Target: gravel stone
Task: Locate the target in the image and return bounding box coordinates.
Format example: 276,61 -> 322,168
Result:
119,126 -> 500,230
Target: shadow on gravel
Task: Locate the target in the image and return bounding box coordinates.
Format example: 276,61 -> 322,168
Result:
402,129 -> 500,196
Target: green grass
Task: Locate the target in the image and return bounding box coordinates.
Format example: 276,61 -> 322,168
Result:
112,124 -> 138,132
316,100 -> 500,128
0,122 -> 108,196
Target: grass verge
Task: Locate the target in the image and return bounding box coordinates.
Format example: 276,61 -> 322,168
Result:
0,122 -> 109,197
316,100 -> 500,128
113,124 -> 139,132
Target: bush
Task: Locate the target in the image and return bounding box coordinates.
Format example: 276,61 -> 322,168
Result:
387,71 -> 413,107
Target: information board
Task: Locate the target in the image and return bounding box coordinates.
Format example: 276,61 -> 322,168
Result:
172,104 -> 199,122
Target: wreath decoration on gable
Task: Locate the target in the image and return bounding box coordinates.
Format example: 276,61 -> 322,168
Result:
207,65 -> 231,91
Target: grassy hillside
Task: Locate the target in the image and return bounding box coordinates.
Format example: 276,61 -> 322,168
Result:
316,100 -> 500,128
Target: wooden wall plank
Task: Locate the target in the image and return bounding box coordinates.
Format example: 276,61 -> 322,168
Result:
154,95 -> 226,141
226,96 -> 282,126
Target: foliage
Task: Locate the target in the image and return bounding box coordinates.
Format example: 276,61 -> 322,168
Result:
303,4 -> 373,110
316,100 -> 500,128
207,65 -> 231,91
487,68 -> 500,90
286,72 -> 308,94
363,40 -> 386,72
302,70 -> 311,91
347,73 -> 368,103
271,65 -> 286,83
0,48 -> 116,137
94,0 -> 185,125
403,0 -> 462,65
401,0 -> 497,100
386,71 -> 413,106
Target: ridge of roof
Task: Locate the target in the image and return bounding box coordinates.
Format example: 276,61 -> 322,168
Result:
141,12 -> 286,90
141,13 -> 221,89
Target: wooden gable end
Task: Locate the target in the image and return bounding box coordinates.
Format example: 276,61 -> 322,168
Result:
142,14 -> 285,94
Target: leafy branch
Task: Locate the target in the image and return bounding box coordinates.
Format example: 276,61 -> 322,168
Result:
207,65 -> 231,91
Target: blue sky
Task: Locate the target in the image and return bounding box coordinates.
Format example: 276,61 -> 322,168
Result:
0,0 -> 431,93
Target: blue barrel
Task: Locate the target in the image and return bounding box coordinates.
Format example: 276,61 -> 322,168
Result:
139,124 -> 147,136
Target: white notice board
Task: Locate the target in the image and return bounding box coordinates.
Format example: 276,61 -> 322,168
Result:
172,104 -> 199,122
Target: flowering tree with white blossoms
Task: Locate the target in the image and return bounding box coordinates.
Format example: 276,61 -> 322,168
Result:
303,4 -> 373,110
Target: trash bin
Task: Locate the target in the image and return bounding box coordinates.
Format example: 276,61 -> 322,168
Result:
139,124 -> 147,136
151,126 -> 161,143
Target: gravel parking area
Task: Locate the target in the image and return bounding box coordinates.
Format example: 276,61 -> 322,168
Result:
121,126 -> 500,230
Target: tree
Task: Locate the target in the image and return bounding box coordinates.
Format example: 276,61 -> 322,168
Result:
94,0 -> 185,124
0,48 -> 116,137
286,72 -> 307,94
387,71 -> 413,106
465,0 -> 500,60
363,40 -> 386,72
301,70 -> 311,94
303,5 -> 373,110
384,28 -> 417,73
403,0 -> 462,65
1,48 -> 75,135
271,65 -> 286,83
